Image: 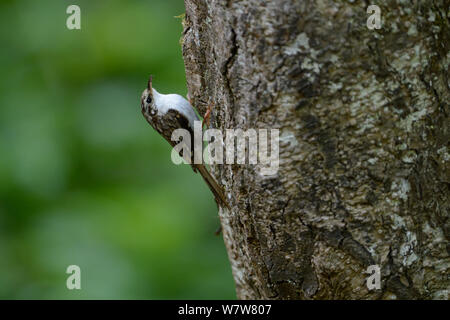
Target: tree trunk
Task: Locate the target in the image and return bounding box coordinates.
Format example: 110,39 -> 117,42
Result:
181,0 -> 449,299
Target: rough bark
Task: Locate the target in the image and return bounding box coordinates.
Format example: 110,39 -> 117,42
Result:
181,0 -> 449,299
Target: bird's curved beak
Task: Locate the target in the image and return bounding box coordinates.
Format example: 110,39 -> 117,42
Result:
147,75 -> 153,92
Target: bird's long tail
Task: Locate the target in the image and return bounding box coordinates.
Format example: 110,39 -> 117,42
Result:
195,164 -> 230,209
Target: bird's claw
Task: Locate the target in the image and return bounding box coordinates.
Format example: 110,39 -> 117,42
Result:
202,102 -> 213,128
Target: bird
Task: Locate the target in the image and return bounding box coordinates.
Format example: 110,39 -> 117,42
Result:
140,75 -> 229,209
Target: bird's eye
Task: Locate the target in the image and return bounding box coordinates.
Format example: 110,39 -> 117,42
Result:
146,96 -> 152,104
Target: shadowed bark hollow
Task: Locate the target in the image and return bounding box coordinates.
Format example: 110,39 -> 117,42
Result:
181,0 -> 449,299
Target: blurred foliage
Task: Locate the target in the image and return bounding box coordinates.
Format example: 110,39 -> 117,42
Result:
0,0 -> 235,299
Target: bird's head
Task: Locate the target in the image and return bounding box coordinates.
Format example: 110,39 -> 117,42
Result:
141,75 -> 157,117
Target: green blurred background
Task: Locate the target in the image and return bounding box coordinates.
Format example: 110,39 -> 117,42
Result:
0,0 -> 235,299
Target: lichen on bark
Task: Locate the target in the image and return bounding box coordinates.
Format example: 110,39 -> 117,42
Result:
182,0 -> 449,299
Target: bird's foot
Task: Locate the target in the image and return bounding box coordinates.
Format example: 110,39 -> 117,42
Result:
202,102 -> 213,128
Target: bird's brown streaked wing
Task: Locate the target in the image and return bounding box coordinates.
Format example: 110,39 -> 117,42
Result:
159,108 -> 196,172
159,109 -> 194,147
